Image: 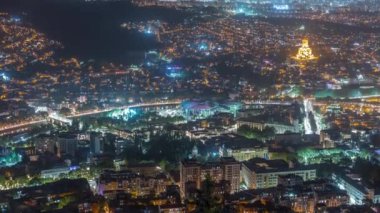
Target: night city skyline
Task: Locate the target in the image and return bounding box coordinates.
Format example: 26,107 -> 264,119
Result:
0,0 -> 380,212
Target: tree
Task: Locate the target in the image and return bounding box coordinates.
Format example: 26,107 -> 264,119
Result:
92,195 -> 110,213
58,195 -> 75,209
145,134 -> 194,163
196,175 -> 223,213
353,159 -> 380,184
237,125 -> 255,139
29,177 -> 42,186
237,125 -> 275,140
59,107 -> 71,116
261,126 -> 275,139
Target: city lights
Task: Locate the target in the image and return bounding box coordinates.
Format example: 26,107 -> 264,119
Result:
1,0 -> 380,212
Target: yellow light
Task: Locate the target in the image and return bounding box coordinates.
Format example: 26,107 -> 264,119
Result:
293,38 -> 318,61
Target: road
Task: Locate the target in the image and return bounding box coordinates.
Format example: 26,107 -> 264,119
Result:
0,100 -> 182,135
303,98 -> 321,134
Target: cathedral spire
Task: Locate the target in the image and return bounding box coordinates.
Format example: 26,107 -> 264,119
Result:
293,38 -> 318,61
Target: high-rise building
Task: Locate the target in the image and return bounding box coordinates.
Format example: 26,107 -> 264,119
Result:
180,159 -> 201,198
57,133 -> 79,157
221,157 -> 241,193
180,157 -> 240,198
90,135 -> 103,155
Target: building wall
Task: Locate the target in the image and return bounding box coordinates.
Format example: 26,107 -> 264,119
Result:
333,174 -> 367,205
180,159 -> 241,197
241,163 -> 256,189
99,176 -> 169,199
242,167 -> 316,189
223,163 -> 241,193
180,162 -> 201,197
237,120 -> 299,134
227,147 -> 268,161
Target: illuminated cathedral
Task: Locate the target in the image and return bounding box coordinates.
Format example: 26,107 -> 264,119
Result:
293,39 -> 317,61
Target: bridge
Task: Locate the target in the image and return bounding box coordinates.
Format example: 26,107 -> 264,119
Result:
0,100 -> 182,136
243,100 -> 293,106
48,112 -> 73,126
68,100 -> 182,118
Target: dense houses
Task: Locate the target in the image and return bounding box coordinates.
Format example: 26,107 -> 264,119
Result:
1,1 -> 380,212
